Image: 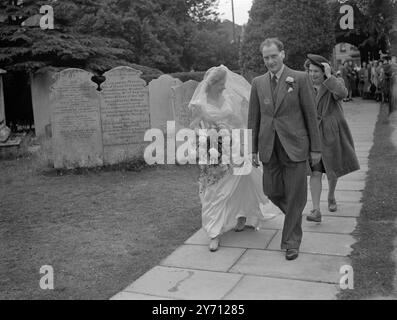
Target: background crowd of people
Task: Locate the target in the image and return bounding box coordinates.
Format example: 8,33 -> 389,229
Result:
336,56 -> 397,112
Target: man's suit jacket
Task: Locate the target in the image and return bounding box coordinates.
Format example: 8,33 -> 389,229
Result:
248,65 -> 321,163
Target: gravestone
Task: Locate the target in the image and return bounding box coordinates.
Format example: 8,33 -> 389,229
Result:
0,69 -> 6,124
172,80 -> 199,131
149,75 -> 182,131
31,70 -> 55,137
100,66 -> 150,164
50,68 -> 103,169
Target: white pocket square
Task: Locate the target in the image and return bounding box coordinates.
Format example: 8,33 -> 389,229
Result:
288,87 -> 294,93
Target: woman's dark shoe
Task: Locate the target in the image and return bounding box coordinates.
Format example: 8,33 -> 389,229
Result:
306,209 -> 322,222
234,217 -> 246,232
209,237 -> 220,252
328,198 -> 337,212
286,249 -> 299,261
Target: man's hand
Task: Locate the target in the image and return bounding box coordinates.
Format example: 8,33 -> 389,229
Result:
310,152 -> 322,166
322,63 -> 332,79
252,153 -> 260,168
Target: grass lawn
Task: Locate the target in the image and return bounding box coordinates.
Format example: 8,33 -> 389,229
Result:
338,103 -> 397,299
0,157 -> 202,299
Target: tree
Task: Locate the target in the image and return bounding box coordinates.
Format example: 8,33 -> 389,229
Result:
356,0 -> 396,59
183,20 -> 241,71
0,0 -> 241,74
240,0 -> 335,78
103,0 -> 223,72
0,0 -> 149,74
330,0 -> 396,61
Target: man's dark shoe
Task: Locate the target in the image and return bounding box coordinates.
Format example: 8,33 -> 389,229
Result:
306,209 -> 322,222
286,249 -> 299,261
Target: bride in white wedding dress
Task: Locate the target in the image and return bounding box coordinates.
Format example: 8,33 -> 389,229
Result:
188,65 -> 279,252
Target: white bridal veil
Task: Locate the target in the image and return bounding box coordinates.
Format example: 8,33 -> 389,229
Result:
188,65 -> 251,130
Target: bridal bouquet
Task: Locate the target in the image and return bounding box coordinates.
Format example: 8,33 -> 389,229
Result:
194,124 -> 233,192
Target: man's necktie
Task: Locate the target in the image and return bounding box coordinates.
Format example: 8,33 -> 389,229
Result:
271,75 -> 278,101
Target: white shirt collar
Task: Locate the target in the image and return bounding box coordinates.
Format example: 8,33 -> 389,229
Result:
270,64 -> 285,80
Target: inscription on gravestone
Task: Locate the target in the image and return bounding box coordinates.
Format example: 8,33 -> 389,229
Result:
100,67 -> 150,164
50,69 -> 103,169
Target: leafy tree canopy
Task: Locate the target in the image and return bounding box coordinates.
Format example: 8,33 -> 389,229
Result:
331,0 -> 396,60
0,0 -> 240,75
240,0 -> 335,78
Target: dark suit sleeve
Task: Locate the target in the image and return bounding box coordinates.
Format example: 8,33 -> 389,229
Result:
248,78 -> 261,154
299,73 -> 322,153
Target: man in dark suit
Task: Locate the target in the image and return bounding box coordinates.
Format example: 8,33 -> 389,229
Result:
248,38 -> 322,260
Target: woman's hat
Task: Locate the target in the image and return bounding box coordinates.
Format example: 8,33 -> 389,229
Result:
307,54 -> 330,71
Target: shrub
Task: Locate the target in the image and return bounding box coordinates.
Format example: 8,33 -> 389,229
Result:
169,72 -> 206,82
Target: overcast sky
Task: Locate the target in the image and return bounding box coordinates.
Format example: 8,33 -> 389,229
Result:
217,0 -> 253,25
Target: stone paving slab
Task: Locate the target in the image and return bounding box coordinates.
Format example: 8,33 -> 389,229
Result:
302,215 -> 357,234
355,152 -> 370,159
223,275 -> 339,300
357,155 -> 369,160
350,126 -> 375,130
349,133 -> 375,138
185,228 -> 277,250
353,138 -> 374,143
303,201 -> 362,217
122,266 -> 243,300
357,164 -> 369,171
160,245 -> 245,272
351,132 -> 375,136
354,145 -> 372,152
307,190 -> 362,203
229,250 -> 350,284
267,230 -> 355,256
357,160 -> 369,167
319,180 -> 365,191
339,171 -> 367,181
260,214 -> 357,234
111,291 -> 172,300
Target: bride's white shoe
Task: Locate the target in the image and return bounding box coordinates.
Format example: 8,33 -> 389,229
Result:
209,237 -> 220,252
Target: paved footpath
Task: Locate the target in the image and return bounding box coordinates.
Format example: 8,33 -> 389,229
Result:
111,99 -> 380,300
390,110 -> 397,297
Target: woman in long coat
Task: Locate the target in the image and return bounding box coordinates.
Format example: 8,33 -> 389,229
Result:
360,61 -> 371,98
305,54 -> 360,222
341,61 -> 352,101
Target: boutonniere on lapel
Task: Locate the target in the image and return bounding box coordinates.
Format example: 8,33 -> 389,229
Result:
286,76 -> 295,93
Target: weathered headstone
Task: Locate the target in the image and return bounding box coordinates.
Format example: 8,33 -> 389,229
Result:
50,68 -> 103,169
149,75 -> 182,131
0,69 -> 6,124
31,70 -> 54,137
100,66 -> 150,165
172,80 -> 199,130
